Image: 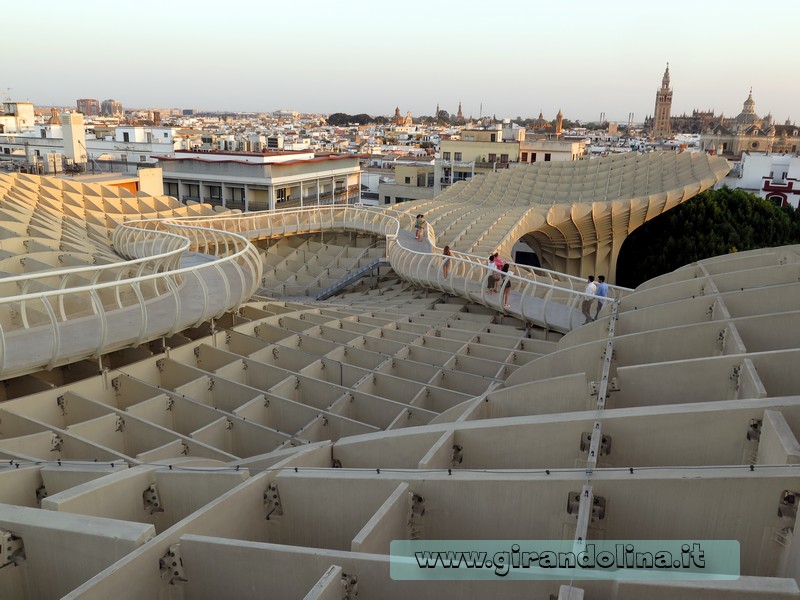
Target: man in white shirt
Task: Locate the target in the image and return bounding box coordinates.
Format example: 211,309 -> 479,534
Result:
594,275 -> 609,319
581,275 -> 596,324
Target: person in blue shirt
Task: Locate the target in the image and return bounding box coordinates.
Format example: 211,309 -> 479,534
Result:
595,275 -> 609,320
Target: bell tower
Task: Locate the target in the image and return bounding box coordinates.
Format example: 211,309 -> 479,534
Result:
653,63 -> 673,138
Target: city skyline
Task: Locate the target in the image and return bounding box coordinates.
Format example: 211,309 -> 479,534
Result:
4,0 -> 799,123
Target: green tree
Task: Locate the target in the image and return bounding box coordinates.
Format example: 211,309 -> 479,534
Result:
616,187 -> 800,288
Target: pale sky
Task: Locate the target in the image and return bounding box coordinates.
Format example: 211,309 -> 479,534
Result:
4,0 -> 799,123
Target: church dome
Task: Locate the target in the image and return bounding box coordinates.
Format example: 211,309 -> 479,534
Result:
735,89 -> 759,125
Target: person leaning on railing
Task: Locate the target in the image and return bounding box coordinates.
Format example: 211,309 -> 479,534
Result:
487,254 -> 500,293
500,263 -> 513,308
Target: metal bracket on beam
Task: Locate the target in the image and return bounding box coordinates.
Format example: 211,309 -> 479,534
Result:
159,544 -> 186,584
451,444 -> 463,467
35,485 -> 48,506
0,530 -> 25,567
341,572 -> 358,599
264,482 -> 283,520
143,483 -> 164,515
408,492 -> 425,540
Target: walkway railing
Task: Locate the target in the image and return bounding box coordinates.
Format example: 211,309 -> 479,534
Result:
0,219 -> 261,379
166,204 -> 628,331
0,202 -> 630,379
378,207 -> 629,299
154,204 -> 630,331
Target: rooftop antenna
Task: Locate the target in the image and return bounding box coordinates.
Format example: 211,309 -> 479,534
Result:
479,102 -> 482,119
3,88 -> 12,102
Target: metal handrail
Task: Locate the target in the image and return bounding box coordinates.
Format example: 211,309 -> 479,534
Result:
378,206 -> 631,298
163,204 -> 618,331
0,218 -> 262,379
0,229 -> 189,291
158,204 -> 622,329
0,202 -> 623,379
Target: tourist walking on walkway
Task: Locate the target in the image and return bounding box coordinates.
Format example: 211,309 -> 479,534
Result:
487,254 -> 500,293
500,263 -> 513,308
442,246 -> 452,278
581,275 -> 596,324
415,214 -> 425,240
594,275 -> 608,319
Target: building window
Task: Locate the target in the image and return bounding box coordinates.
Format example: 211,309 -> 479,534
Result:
384,196 -> 391,204
751,142 -> 759,149
544,153 -> 551,162
404,177 -> 411,184
277,188 -> 287,202
454,152 -> 462,161
123,132 -> 130,142
521,152 -> 528,162
500,154 -> 508,163
490,134 -> 496,142
532,153 -> 537,162
488,153 -> 496,162
443,152 -> 451,160
41,130 -> 46,138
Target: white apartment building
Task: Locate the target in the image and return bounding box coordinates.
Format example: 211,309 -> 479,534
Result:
0,105 -> 181,172
519,137 -> 587,163
157,150 -> 362,211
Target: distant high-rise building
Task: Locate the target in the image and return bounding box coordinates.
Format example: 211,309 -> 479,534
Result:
652,64 -> 673,138
76,98 -> 100,116
555,108 -> 563,137
101,99 -> 123,116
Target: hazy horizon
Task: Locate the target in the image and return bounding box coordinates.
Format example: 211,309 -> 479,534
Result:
5,0 -> 798,123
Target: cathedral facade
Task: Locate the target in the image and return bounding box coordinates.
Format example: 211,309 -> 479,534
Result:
700,90 -> 799,158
